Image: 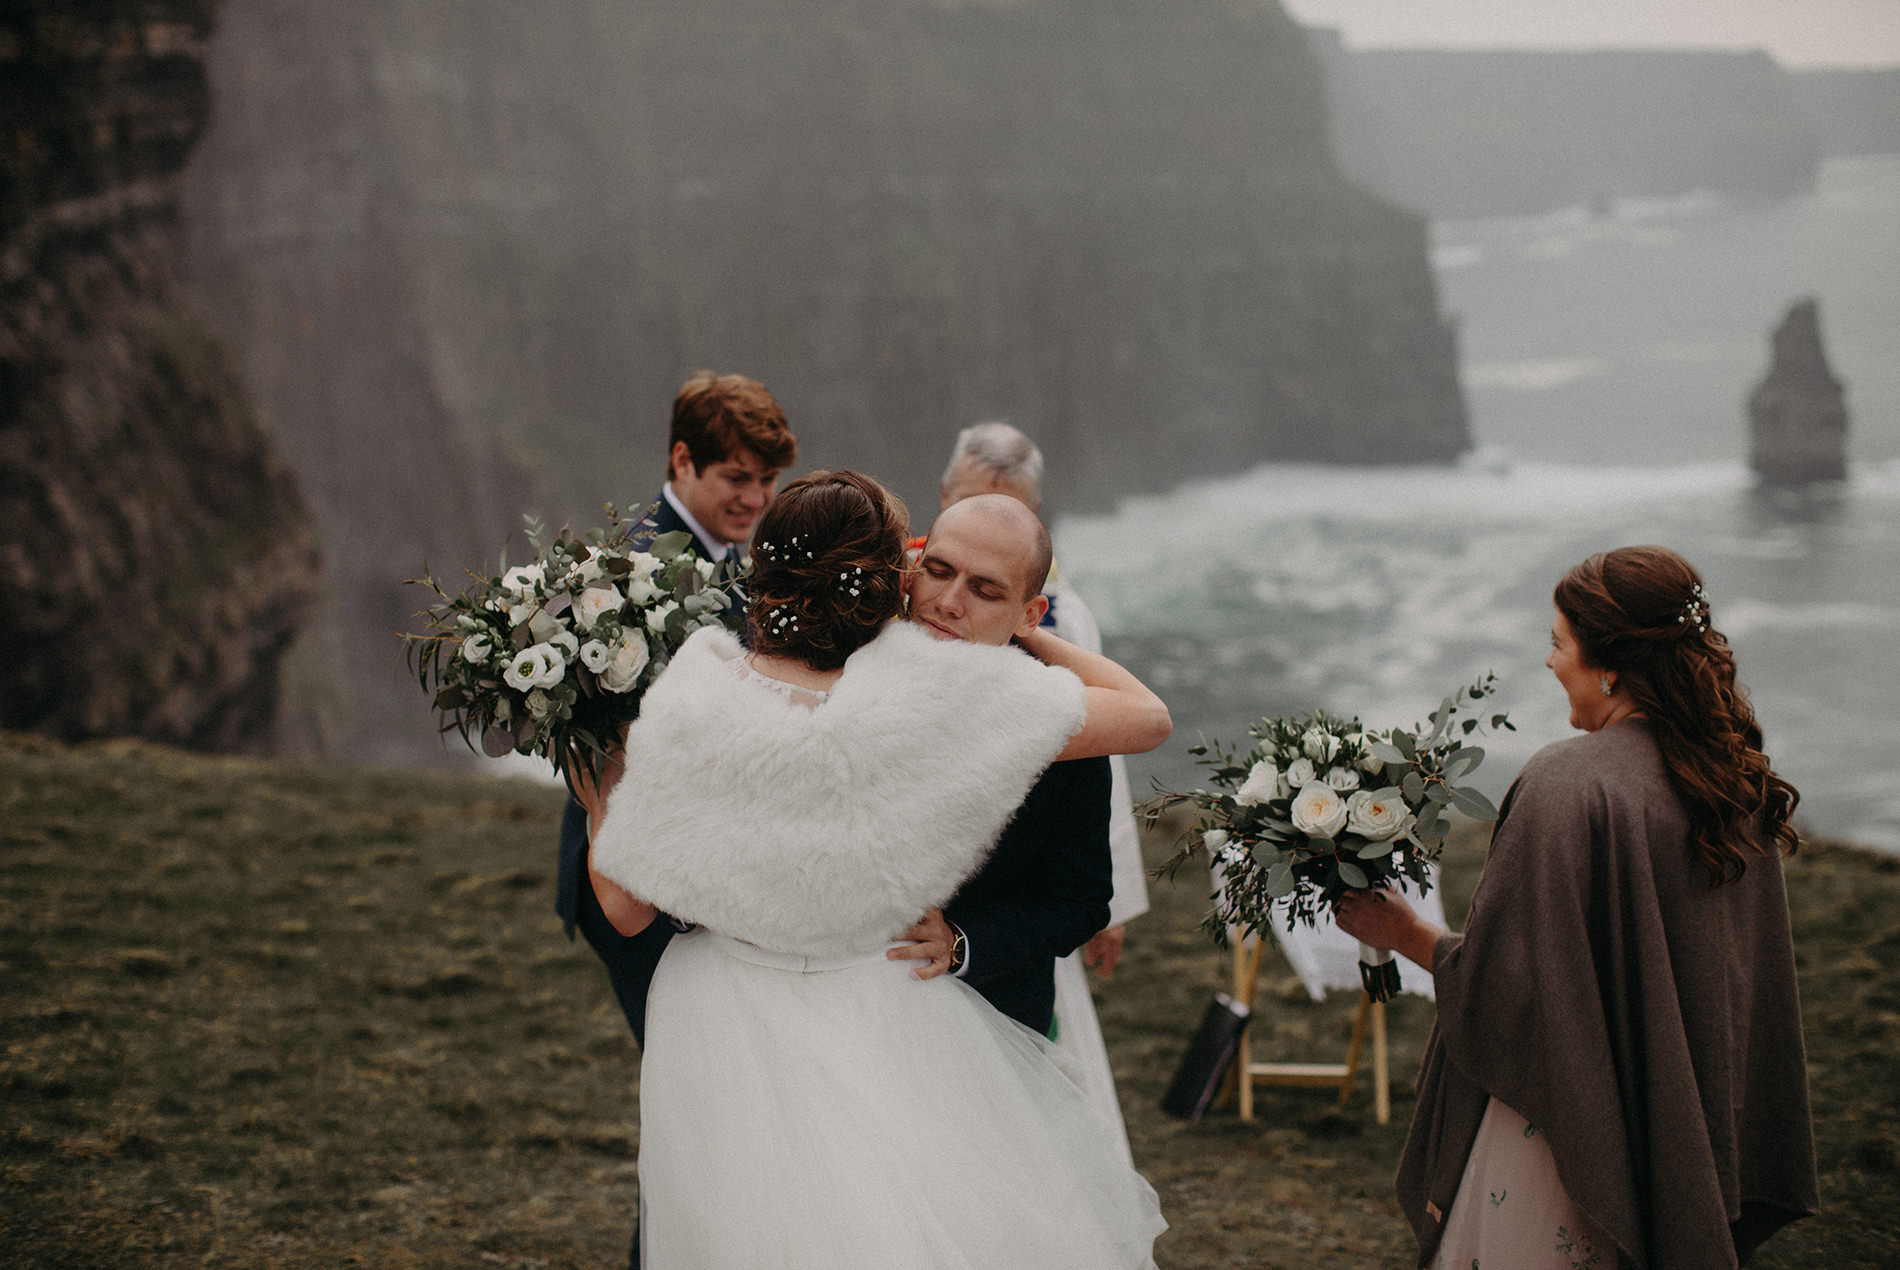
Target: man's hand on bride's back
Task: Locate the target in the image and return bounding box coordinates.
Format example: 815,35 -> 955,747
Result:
889,907 -> 960,980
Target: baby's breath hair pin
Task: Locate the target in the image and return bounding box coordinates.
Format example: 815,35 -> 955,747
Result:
1677,583 -> 1709,632
838,566 -> 862,598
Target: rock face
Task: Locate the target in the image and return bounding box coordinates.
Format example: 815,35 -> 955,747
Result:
1749,300 -> 1848,486
0,2 -> 324,752
1309,38 -> 1820,218
180,0 -> 1467,764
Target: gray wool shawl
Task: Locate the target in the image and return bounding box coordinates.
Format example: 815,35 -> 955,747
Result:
1399,718 -> 1818,1269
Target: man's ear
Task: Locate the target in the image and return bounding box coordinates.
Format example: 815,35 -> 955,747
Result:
668,440 -> 695,483
1014,593 -> 1050,639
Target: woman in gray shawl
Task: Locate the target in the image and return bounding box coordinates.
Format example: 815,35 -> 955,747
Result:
1339,545 -> 1817,1269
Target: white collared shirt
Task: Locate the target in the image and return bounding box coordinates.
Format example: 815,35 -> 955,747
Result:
661,482 -> 737,561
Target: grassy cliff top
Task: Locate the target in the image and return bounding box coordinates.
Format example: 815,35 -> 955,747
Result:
2,733 -> 1895,1265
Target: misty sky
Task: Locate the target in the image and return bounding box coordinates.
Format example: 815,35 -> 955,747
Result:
1282,0 -> 1900,67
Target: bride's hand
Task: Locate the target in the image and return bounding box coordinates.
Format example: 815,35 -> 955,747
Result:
1336,886 -> 1444,972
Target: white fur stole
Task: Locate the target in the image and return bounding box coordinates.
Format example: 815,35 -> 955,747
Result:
590,623 -> 1085,957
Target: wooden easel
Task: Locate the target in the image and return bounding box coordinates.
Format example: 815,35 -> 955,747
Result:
1227,929 -> 1390,1124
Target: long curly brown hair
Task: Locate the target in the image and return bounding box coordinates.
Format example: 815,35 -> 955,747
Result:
746,470 -> 910,671
1555,545 -> 1800,884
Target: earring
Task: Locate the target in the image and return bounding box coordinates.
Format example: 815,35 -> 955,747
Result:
1599,674 -> 1613,697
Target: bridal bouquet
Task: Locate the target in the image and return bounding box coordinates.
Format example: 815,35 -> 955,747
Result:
406,508 -> 745,795
1154,675 -> 1512,1000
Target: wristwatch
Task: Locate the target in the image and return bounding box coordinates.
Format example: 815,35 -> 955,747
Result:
947,925 -> 967,975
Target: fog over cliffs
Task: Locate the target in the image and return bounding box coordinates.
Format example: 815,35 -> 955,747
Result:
180,0 -> 1467,763
1310,38 -> 1824,218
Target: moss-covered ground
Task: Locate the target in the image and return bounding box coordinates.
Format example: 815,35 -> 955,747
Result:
3,733 -> 1894,1266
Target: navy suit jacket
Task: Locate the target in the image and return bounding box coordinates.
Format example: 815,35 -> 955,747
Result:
556,492 -> 727,1046
944,755 -> 1114,1035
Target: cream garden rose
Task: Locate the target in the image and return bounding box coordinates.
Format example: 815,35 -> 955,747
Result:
601,632 -> 651,693
572,584 -> 622,631
1289,781 -> 1349,839
1346,789 -> 1408,841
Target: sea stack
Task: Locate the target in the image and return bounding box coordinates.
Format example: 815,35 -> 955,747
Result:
1748,299 -> 1849,484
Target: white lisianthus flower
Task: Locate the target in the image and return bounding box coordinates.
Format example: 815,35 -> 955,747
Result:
460,632 -> 493,664
504,643 -> 565,692
1285,757 -> 1317,789
694,558 -> 717,581
579,639 -> 613,674
575,556 -> 606,585
1302,728 -> 1341,763
1346,789 -> 1408,841
627,551 -> 662,577
645,600 -> 680,635
601,632 -> 651,693
525,688 -> 552,720
1289,781 -> 1349,839
1323,765 -> 1361,792
624,576 -> 661,606
502,564 -> 543,597
547,629 -> 579,660
1234,760 -> 1279,806
572,585 -> 622,631
507,600 -> 537,628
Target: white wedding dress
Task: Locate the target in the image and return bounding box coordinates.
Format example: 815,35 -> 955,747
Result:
593,625 -> 1166,1268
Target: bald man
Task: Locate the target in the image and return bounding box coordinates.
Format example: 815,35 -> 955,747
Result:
890,495 -> 1115,1042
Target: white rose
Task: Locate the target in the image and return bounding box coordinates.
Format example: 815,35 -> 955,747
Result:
1323,765 -> 1360,792
645,600 -> 679,635
502,564 -> 543,597
625,576 -> 661,606
1201,828 -> 1230,854
1289,782 -> 1349,840
1302,728 -> 1341,763
601,632 -> 651,693
1284,757 -> 1317,789
503,643 -> 565,692
579,639 -> 612,673
525,688 -> 552,720
460,632 -> 493,664
1346,789 -> 1408,841
1234,760 -> 1279,806
572,585 -> 622,631
627,551 -> 663,577
575,556 -> 606,585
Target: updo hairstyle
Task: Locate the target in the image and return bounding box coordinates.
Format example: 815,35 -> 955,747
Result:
747,470 -> 909,671
1554,545 -> 1800,882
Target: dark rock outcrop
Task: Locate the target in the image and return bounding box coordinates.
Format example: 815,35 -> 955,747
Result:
1748,300 -> 1848,485
1309,37 -> 1821,218
180,0 -> 1467,764
0,1 -> 324,752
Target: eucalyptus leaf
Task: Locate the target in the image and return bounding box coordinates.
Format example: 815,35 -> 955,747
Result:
1337,860 -> 1370,889
1450,785 -> 1499,820
1393,730 -> 1417,760
1369,741 -> 1408,765
647,530 -> 694,557
1356,838 -> 1397,859
1424,783 -> 1452,805
1442,746 -> 1485,779
1402,771 -> 1425,802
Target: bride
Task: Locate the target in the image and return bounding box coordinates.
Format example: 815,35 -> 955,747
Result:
582,469 -> 1169,1267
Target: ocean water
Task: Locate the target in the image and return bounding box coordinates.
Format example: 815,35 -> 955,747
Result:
1060,156 -> 1900,852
